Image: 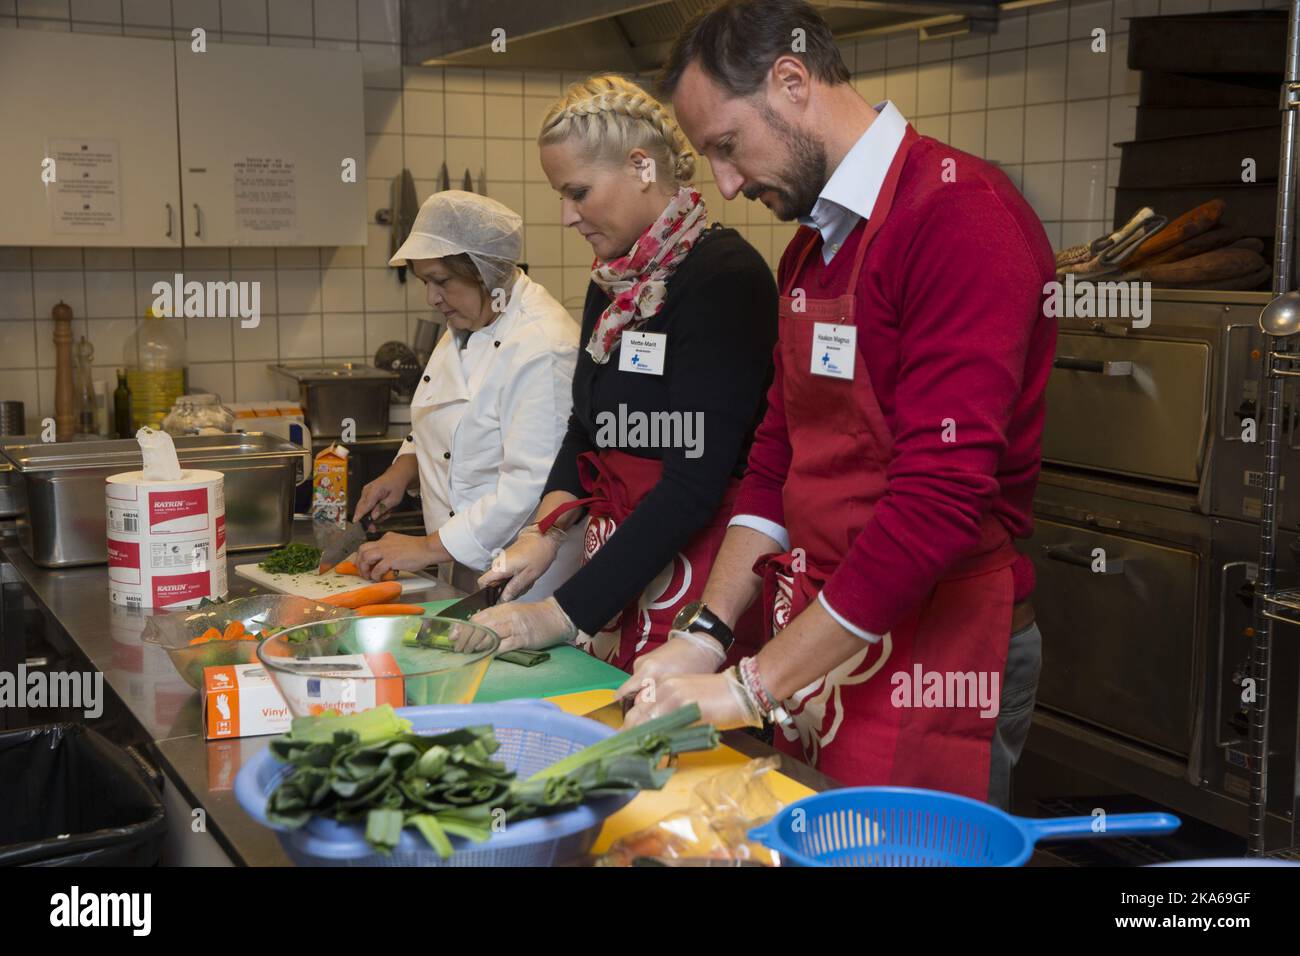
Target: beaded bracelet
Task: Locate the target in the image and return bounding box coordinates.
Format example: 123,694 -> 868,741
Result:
728,666 -> 764,727
739,656 -> 791,727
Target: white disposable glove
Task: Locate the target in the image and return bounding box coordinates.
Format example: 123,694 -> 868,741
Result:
477,524 -> 563,602
615,629 -> 727,703
468,597 -> 577,653
622,669 -> 762,731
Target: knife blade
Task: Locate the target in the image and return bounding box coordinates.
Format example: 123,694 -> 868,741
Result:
315,503 -> 388,574
583,697 -> 628,729
437,583 -> 502,621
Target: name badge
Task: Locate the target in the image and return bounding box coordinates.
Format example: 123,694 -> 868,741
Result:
811,323 -> 856,380
618,331 -> 666,375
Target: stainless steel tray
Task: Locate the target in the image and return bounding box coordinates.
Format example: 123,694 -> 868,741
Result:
1,433 -> 308,567
270,362 -> 397,438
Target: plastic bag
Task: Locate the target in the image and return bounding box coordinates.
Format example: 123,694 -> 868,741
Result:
596,757 -> 786,866
0,723 -> 165,866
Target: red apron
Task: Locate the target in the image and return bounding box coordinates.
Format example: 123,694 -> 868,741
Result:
541,449 -> 763,672
757,125 -> 1017,800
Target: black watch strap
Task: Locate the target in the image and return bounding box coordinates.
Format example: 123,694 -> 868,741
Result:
674,601 -> 736,651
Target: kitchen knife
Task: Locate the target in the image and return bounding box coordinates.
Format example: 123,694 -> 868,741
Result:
438,583 -> 502,621
315,503 -> 388,574
583,696 -> 628,729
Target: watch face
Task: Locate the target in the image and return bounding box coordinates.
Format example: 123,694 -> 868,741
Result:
674,600 -> 705,631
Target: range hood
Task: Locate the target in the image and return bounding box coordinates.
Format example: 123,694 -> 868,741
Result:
403,0 -> 1025,72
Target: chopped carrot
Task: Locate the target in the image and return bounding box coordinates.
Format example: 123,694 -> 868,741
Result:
189,626 -> 222,646
355,604 -> 425,616
321,581 -> 403,609
222,620 -> 246,641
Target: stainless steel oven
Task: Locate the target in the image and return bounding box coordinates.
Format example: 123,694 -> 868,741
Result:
1028,289 -> 1300,849
1028,480 -> 1300,846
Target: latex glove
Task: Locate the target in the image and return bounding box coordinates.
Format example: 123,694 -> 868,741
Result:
622,670 -> 762,731
476,525 -> 562,602
468,597 -> 576,653
353,465 -> 410,524
615,630 -> 726,703
356,532 -> 437,580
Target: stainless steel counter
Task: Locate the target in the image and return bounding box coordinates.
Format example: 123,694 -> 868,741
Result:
0,518 -> 834,865
0,516 -> 458,865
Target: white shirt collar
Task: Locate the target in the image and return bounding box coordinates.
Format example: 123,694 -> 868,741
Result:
799,100 -> 909,264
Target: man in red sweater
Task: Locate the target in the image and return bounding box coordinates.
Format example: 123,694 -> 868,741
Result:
620,0 -> 1056,807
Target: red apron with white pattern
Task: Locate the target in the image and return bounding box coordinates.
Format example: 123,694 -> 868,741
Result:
541,448 -> 763,672
756,125 -> 1017,798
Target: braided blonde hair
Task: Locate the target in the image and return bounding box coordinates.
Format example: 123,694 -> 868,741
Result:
537,74 -> 696,186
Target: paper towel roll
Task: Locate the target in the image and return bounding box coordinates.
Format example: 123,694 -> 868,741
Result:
106,467 -> 227,609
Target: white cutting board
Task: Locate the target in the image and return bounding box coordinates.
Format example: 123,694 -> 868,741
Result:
233,561 -> 440,600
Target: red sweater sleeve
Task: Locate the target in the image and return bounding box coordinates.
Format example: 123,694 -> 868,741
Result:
820,185 -> 1043,635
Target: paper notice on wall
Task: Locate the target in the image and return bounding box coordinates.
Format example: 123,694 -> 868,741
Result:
233,156 -> 297,235
46,138 -> 121,234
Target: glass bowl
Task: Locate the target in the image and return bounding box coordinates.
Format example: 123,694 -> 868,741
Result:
141,595 -> 353,689
255,615 -> 499,717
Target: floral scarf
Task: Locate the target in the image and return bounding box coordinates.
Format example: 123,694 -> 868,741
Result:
586,186 -> 708,364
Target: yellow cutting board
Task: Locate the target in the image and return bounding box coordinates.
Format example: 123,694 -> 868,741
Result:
544,688 -> 815,855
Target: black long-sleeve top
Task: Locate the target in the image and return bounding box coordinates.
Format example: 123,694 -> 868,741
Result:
544,226 -> 778,635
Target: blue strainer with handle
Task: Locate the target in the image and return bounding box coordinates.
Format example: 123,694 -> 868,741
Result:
748,787 -> 1180,866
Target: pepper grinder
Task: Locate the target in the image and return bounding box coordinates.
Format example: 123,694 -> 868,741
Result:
52,300 -> 75,441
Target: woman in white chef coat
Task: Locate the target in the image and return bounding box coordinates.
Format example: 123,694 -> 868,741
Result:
354,190 -> 582,599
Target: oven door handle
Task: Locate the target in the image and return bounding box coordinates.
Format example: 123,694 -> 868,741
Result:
1054,356 -> 1134,376
1042,543 -> 1125,574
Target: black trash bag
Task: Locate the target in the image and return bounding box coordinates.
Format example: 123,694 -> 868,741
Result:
0,723 -> 166,866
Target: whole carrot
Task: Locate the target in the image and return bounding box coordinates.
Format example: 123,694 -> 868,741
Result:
321,581 -> 403,609
334,560 -> 396,581
355,604 -> 425,616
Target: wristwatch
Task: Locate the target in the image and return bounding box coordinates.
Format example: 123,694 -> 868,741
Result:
673,600 -> 736,651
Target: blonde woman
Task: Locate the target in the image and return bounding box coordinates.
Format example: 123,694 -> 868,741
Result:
471,75 -> 778,674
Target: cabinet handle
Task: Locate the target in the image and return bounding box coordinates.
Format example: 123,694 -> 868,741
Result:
193,203 -> 202,239
1042,543 -> 1126,575
1054,356 -> 1133,376
165,202 -> 173,238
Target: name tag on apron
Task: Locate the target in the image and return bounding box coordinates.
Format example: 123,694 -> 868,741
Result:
811,323 -> 856,380
618,331 -> 666,375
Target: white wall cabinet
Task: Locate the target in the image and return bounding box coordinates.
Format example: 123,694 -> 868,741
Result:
0,30 -> 183,248
174,41 -> 366,247
0,30 -> 366,248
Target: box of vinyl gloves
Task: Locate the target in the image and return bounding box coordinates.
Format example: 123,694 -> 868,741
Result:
202,653 -> 403,739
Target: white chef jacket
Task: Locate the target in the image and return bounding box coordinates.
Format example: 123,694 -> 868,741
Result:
396,272 -> 582,600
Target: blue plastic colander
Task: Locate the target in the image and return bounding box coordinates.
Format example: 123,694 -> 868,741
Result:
748,787 -> 1181,867
234,701 -> 634,866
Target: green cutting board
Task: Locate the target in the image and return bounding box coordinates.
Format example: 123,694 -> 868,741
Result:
419,599 -> 627,702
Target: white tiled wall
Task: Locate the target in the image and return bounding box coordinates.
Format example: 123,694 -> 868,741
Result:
0,0 -> 1287,431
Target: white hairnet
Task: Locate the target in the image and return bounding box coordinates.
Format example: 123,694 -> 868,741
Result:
389,190 -> 524,293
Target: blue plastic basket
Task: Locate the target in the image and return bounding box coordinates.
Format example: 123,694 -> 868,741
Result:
234,701 -> 634,866
748,787 -> 1181,867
